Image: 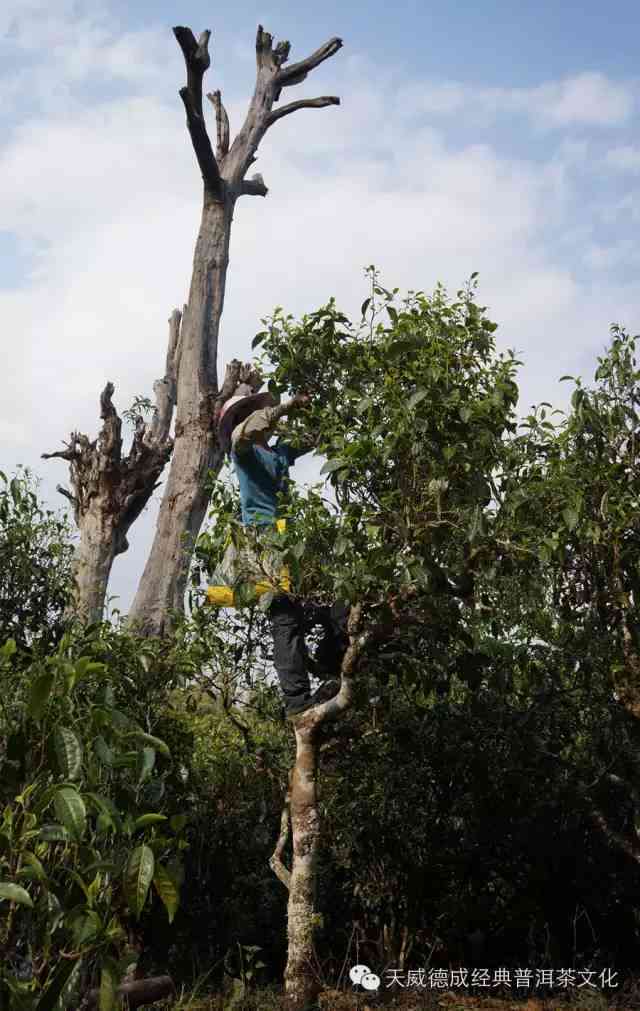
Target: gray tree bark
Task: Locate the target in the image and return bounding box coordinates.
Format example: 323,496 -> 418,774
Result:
42,311 -> 182,623
127,24 -> 342,635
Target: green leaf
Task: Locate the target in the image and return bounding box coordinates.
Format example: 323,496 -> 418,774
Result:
408,390 -> 428,409
360,297 -> 371,319
459,406 -> 471,423
128,731 -> 171,757
53,726 -> 83,780
559,375 -> 575,382
0,638 -> 17,660
320,458 -> 346,475
72,909 -> 102,946
22,851 -> 48,883
28,672 -> 55,721
335,535 -> 348,556
133,813 -> 167,831
169,814 -> 188,833
39,823 -> 70,843
136,747 -> 156,784
53,787 -> 86,841
124,844 -> 155,917
153,863 -> 180,924
94,736 -> 114,767
562,507 -> 579,531
0,882 -> 33,907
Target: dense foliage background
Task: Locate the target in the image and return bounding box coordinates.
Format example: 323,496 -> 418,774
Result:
2,275 -> 640,1007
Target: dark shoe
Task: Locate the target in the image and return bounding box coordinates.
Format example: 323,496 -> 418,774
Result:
285,680 -> 340,720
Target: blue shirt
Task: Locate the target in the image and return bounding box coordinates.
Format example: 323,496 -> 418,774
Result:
231,442 -> 301,527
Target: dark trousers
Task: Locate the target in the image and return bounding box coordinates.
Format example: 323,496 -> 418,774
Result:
268,596 -> 350,710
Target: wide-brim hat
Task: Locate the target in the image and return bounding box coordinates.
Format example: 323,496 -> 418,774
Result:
218,386 -> 277,450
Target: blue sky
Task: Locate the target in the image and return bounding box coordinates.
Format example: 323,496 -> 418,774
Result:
1,0 -> 638,611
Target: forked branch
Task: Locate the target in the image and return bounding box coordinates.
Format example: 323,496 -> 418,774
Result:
173,26 -> 222,195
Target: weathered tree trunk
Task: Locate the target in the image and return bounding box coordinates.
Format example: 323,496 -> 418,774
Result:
128,198 -> 234,634
42,313 -> 181,622
128,24 -> 342,635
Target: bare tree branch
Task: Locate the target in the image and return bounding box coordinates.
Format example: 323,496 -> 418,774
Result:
239,173 -> 268,197
173,26 -> 222,196
149,308 -> 182,445
276,37 -> 343,89
207,90 -> 230,162
266,96 -> 340,128
225,25 -> 342,192
41,443 -> 78,462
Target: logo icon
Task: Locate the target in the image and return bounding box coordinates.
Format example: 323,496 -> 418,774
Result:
349,964 -> 381,991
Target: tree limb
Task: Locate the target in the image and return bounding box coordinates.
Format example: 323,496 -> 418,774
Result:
81,975 -> 175,1010
149,308 -> 182,445
207,90 -> 230,162
266,96 -> 340,128
276,37 -> 343,89
291,604 -> 368,731
270,778 -> 292,890
41,443 -> 77,462
173,26 -> 222,196
239,173 -> 268,197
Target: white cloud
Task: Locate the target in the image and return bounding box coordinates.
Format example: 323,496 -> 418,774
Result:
399,71 -> 635,129
0,6 -> 638,609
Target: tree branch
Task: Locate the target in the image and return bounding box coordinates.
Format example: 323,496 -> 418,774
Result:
266,96 -> 340,128
207,90 -> 230,162
173,26 -> 222,196
291,604 -> 368,730
150,308 -> 182,445
276,37 -> 343,89
81,975 -> 175,1010
239,173 -> 268,197
269,779 -> 292,890
41,442 -> 77,462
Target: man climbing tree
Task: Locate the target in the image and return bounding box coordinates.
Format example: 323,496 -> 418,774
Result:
213,383 -> 349,717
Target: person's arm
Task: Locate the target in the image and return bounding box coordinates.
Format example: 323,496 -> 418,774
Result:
231,397 -> 307,455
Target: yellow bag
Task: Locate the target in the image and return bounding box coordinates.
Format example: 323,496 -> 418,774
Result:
206,518 -> 291,608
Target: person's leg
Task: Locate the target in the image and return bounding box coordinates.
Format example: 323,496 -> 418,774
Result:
268,594 -> 311,713
311,600 -> 350,678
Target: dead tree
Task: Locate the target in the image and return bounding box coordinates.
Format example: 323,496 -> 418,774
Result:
43,307 -> 259,622
42,310 -> 182,622
127,24 -> 342,635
